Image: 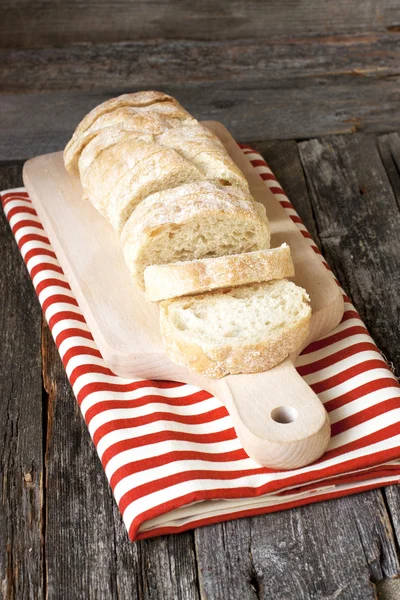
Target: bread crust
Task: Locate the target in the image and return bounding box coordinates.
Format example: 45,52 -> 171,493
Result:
64,91 -> 189,173
159,281 -> 311,378
145,244 -> 294,301
64,91 -> 249,199
156,123 -> 249,192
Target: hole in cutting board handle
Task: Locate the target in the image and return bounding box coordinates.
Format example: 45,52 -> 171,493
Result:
271,406 -> 298,424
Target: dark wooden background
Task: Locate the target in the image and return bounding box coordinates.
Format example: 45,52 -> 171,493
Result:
1,2 -> 400,599
1,0 -> 400,159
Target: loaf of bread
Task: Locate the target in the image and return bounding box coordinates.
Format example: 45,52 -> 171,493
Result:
64,91 -> 309,378
159,280 -> 311,378
121,181 -> 270,289
144,244 -> 294,301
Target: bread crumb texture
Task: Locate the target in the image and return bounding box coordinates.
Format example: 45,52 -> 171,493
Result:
160,279 -> 311,377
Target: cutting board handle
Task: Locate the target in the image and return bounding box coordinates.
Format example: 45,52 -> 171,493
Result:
211,357 -> 330,470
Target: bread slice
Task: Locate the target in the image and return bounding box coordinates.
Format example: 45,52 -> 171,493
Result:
121,181 -> 270,289
144,244 -> 294,301
159,280 -> 311,378
64,91 -> 195,173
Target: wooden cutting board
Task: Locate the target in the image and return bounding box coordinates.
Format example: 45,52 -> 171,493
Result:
23,122 -> 344,470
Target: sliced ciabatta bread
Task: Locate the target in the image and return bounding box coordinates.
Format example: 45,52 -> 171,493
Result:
159,279 -> 311,378
144,244 -> 294,301
120,181 -> 270,289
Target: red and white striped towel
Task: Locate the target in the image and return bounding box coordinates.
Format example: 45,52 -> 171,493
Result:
2,145 -> 400,542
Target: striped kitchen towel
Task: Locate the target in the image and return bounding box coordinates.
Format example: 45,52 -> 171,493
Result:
2,145 -> 400,542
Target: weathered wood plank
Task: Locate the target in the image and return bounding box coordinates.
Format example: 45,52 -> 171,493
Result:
2,72 -> 400,161
378,132 -> 400,210
0,166 -> 43,599
2,34 -> 399,92
385,0 -> 400,31
0,0 -> 395,49
384,486 -> 400,550
113,521 -> 200,600
195,493 -> 400,600
2,33 -> 400,159
298,134 -> 400,377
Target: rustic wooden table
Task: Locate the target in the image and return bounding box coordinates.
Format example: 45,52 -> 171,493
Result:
2,131 -> 400,600
1,4 -> 400,596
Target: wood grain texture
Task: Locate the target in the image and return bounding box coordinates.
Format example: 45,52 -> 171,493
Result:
378,132 -> 400,211
195,492 -> 400,600
3,71 -> 400,161
0,1 -> 397,48
385,0 -> 400,31
1,33 -> 400,160
127,533 -> 200,600
2,34 -> 400,92
384,486 -> 400,549
0,166 -> 43,599
298,134 -> 400,378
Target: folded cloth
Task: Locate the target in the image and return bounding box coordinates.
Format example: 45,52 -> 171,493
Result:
2,145 -> 400,542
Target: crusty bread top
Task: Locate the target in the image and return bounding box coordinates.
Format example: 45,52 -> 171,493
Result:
67,91 -> 180,143
159,279 -> 311,377
156,124 -> 249,191
64,93 -> 195,174
76,110 -> 198,177
78,126 -> 153,178
144,244 -> 294,301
